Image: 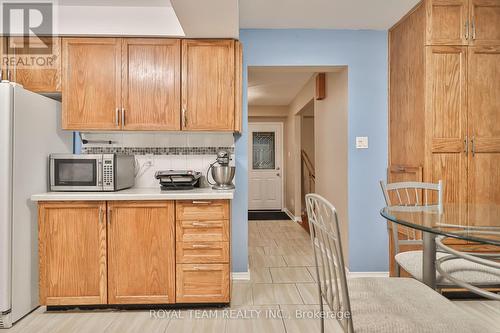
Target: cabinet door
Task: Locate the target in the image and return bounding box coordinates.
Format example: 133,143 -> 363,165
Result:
107,201 -> 175,304
121,39 -> 181,130
182,40 -> 235,131
470,0 -> 500,45
467,46 -> 500,216
176,264 -> 230,303
425,46 -> 468,205
62,38 -> 121,130
426,0 -> 469,45
38,201 -> 107,305
8,36 -> 61,92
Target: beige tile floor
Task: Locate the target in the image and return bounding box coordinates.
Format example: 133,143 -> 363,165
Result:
8,220 -> 500,333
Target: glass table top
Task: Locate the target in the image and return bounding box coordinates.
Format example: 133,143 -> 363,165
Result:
380,203 -> 500,246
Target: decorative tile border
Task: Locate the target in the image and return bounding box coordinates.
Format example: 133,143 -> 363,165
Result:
82,146 -> 234,155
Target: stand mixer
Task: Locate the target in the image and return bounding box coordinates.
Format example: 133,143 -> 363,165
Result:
207,150 -> 235,190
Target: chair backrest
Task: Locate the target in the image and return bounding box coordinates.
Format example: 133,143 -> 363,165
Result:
379,180 -> 443,251
305,193 -> 353,333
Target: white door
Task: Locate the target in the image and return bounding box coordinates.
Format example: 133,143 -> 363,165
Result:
248,123 -> 283,210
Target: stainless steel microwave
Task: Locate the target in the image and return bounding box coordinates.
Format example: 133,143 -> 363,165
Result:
49,154 -> 135,191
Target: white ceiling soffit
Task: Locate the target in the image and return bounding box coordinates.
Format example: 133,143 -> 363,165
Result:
248,66 -> 344,106
171,0 -> 239,39
240,0 -> 420,30
0,0 -> 185,36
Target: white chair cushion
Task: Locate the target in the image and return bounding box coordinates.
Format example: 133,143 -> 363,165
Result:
395,250 -> 500,286
347,277 -> 494,333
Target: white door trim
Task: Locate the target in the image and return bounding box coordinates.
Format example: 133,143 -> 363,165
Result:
248,121 -> 285,211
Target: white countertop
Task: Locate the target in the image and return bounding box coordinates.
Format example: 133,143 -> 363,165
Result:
31,187 -> 234,201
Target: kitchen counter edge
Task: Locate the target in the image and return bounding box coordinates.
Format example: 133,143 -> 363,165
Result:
31,188 -> 234,201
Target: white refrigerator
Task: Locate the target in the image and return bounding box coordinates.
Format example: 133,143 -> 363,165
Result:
0,82 -> 72,328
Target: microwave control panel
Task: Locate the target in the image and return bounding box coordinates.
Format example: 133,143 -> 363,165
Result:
102,158 -> 114,190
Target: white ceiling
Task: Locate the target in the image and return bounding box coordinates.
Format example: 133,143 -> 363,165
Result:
248,67 -> 343,106
240,0 -> 420,30
171,0 -> 239,38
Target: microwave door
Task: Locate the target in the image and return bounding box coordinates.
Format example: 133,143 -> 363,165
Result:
50,156 -> 102,191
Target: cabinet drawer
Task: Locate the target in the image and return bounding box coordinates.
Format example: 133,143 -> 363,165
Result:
176,200 -> 229,221
176,219 -> 229,242
176,264 -> 229,303
177,241 -> 229,263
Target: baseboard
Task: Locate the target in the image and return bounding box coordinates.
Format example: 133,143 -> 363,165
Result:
283,208 -> 301,222
346,270 -> 389,278
232,271 -> 250,281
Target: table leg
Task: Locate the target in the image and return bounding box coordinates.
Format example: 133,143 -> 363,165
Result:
422,231 -> 436,289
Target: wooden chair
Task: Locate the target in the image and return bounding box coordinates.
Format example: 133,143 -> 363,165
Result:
380,181 -> 500,289
305,193 -> 491,333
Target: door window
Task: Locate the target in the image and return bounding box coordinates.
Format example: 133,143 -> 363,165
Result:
252,132 -> 275,170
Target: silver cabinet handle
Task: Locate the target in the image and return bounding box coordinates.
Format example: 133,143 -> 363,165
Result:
191,222 -> 211,227
107,207 -> 112,225
115,108 -> 120,127
464,135 -> 468,155
471,20 -> 476,40
192,244 -> 210,249
471,135 -> 476,156
98,207 -> 103,224
465,19 -> 469,40
192,200 -> 211,204
121,108 -> 125,127
182,108 -> 188,128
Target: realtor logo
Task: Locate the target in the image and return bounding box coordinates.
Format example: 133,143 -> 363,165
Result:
3,2 -> 53,54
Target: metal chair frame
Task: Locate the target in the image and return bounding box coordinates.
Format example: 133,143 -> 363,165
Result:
305,193 -> 353,333
379,180 -> 442,276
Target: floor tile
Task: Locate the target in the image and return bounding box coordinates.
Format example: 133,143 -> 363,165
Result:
231,282 -> 253,306
249,267 -> 273,283
283,255 -> 315,267
224,305 -> 286,333
252,283 -> 303,305
270,267 -> 314,283
249,254 -> 287,268
280,304 -> 343,333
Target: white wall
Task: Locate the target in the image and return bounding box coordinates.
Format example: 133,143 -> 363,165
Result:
314,71 -> 349,262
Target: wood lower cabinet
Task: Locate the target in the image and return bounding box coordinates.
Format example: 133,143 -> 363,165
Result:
181,40 -> 235,131
121,39 -> 181,130
38,201 -> 107,305
8,36 -> 61,92
176,264 -> 230,303
62,38 -> 122,130
175,200 -> 230,303
38,199 -> 231,306
107,201 -> 175,304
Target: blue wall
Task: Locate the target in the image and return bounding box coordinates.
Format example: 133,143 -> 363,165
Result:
234,29 -> 389,272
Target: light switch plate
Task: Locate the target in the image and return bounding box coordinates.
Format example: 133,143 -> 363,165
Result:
356,136 -> 368,149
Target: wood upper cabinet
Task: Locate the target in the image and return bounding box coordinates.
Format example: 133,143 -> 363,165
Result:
38,201 -> 107,306
62,38 -> 121,130
181,40 -> 235,131
469,0 -> 500,45
426,0 -> 469,45
121,39 -> 181,130
467,46 -> 500,210
8,36 -> 61,92
107,201 -> 175,304
425,46 -> 468,205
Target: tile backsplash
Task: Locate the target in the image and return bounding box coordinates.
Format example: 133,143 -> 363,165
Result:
80,132 -> 236,188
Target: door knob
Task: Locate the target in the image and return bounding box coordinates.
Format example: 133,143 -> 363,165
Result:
276,173 -> 280,177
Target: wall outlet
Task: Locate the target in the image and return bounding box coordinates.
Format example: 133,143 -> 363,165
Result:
144,154 -> 154,166
355,136 -> 368,149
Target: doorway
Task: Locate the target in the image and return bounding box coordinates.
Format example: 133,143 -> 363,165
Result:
248,122 -> 283,210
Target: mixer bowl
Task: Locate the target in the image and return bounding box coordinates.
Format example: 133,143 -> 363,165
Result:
211,166 -> 235,189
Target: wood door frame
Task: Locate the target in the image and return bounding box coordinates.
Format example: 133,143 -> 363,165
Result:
248,121 -> 285,211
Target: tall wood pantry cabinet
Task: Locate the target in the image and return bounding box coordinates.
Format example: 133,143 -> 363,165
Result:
388,0 -> 500,275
